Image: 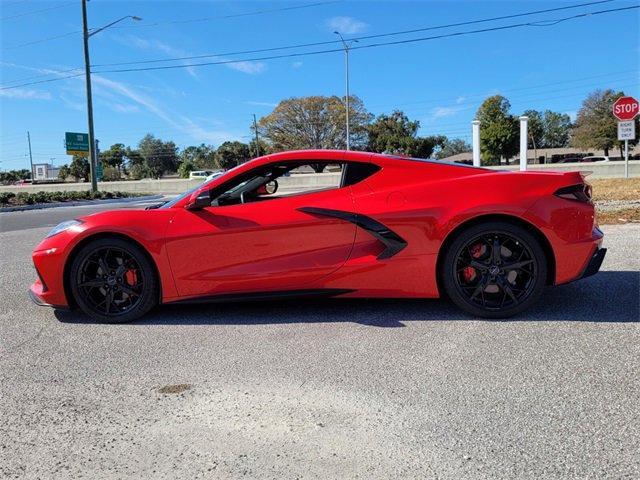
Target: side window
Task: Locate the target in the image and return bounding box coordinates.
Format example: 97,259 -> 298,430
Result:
209,161 -> 345,207
342,162 -> 381,186
280,162 -> 344,194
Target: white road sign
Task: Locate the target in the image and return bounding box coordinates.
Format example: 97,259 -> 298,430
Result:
618,120 -> 636,141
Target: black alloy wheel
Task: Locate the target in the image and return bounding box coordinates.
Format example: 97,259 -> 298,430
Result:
69,238 -> 158,323
442,222 -> 547,318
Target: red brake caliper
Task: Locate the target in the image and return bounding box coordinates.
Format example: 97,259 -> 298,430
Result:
124,269 -> 137,286
463,243 -> 484,282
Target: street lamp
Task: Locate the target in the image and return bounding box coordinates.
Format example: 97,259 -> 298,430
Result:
334,31 -> 357,151
81,1 -> 141,192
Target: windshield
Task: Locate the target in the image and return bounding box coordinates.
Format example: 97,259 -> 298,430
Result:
160,172 -> 226,209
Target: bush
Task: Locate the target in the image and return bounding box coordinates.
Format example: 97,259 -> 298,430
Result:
0,192 -> 16,204
1,190 -> 148,207
102,166 -> 121,182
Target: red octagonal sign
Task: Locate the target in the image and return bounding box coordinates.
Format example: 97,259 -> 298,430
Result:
612,96 -> 639,121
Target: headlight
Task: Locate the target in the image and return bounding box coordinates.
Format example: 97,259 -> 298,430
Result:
45,219 -> 83,238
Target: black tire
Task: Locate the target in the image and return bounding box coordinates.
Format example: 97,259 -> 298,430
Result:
69,237 -> 158,323
442,221 -> 547,319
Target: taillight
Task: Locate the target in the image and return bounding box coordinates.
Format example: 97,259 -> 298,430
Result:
554,184 -> 592,203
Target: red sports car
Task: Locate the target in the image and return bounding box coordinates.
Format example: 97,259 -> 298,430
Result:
30,150 -> 606,322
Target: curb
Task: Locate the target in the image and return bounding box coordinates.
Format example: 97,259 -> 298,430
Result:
0,195 -> 164,213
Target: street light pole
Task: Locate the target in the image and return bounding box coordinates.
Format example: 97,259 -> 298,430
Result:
81,0 -> 98,192
334,31 -> 357,151
81,2 -> 141,192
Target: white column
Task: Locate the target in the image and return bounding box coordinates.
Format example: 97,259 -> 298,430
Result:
519,116 -> 528,171
472,120 -> 481,167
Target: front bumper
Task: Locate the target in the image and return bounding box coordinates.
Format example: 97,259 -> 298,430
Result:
579,247 -> 607,279
29,279 -> 68,310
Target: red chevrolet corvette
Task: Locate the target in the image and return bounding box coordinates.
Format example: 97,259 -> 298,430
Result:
30,150 -> 605,322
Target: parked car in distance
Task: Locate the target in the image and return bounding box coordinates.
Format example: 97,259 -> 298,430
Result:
189,170 -> 213,180
581,156 -> 609,162
206,171 -> 224,181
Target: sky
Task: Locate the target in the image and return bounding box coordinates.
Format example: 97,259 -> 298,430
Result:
1,0 -> 639,170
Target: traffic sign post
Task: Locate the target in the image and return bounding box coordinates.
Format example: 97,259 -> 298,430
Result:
612,96 -> 639,179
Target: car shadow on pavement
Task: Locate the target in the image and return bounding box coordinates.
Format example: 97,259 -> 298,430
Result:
54,271 -> 639,327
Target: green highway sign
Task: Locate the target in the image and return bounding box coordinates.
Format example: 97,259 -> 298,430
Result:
65,132 -> 89,155
96,160 -> 104,181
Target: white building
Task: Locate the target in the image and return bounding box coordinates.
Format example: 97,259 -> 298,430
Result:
32,163 -> 60,182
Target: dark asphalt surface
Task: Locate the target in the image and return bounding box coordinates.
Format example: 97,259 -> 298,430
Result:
0,197 -> 165,233
0,202 -> 638,479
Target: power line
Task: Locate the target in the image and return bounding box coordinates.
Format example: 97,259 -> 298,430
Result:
86,5 -> 640,76
0,73 -> 84,90
2,31 -> 80,50
1,67 -> 84,87
1,1 -> 340,50
1,7 -> 636,95
2,1 -> 630,88
369,70 -> 640,109
109,1 -> 341,28
91,0 -> 615,68
0,1 -> 73,21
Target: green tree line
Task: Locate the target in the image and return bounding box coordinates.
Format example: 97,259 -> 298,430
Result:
4,87 -> 629,185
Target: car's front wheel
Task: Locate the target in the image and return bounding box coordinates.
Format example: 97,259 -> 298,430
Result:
442,221 -> 547,318
69,237 -> 158,323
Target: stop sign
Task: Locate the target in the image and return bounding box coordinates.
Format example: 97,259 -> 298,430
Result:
612,96 -> 639,121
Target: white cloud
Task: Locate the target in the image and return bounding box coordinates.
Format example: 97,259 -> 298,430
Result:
326,16 -> 368,34
90,74 -> 240,144
58,93 -> 84,111
0,88 -> 51,100
456,96 -> 466,104
292,61 -> 303,69
111,103 -> 140,114
226,61 -> 267,75
431,106 -> 463,119
244,101 -> 277,107
118,34 -> 266,76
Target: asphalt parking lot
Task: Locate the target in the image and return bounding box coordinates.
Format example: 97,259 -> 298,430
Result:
0,201 -> 638,479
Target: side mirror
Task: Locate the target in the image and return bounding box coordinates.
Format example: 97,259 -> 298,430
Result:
265,179 -> 278,195
185,190 -> 211,210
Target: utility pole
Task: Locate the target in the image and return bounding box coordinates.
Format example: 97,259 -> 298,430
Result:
80,4 -> 141,192
252,114 -> 260,158
27,131 -> 34,179
81,0 -> 98,193
334,31 -> 357,150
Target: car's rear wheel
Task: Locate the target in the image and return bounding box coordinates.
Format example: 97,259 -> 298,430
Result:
69,237 -> 158,323
442,221 -> 547,318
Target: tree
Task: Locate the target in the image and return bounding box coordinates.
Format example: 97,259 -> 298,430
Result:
180,144 -> 216,170
476,95 -> 519,165
258,95 -> 372,151
138,134 -> 178,178
0,169 -> 30,184
100,143 -> 125,171
542,110 -> 571,148
68,155 -> 90,181
367,110 -> 445,158
436,138 -> 471,159
523,110 -> 544,149
58,165 -> 70,181
178,160 -> 196,178
101,166 -> 121,181
248,137 -> 272,158
215,141 -> 250,170
571,89 -> 623,156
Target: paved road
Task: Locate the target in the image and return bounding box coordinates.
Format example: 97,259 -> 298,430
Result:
0,198 -> 166,233
0,204 -> 638,479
